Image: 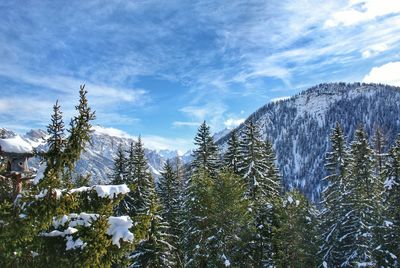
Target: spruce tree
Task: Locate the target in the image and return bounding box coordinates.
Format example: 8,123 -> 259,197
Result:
319,122 -> 350,266
380,135 -> 400,266
44,100 -> 66,181
263,138 -> 281,198
238,120 -> 275,266
372,127 -> 387,177
111,143 -> 127,185
191,121 -> 220,176
157,160 -> 183,266
209,169 -> 252,267
182,168 -> 215,267
129,137 -> 153,240
130,193 -> 176,267
341,127 -> 379,266
272,191 -> 319,267
111,143 -> 134,217
224,130 -> 240,174
63,85 -> 96,173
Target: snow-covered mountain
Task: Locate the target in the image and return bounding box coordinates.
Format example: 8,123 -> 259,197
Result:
1,126 -> 184,184
216,82 -> 400,201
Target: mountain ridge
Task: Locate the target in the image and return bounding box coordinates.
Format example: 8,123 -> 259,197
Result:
216,82 -> 400,200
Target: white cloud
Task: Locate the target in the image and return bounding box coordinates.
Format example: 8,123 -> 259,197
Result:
0,65 -> 149,105
224,118 -> 245,129
325,0 -> 400,28
172,121 -> 201,127
362,61 -> 400,86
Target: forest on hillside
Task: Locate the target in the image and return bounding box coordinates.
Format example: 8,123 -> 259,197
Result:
0,88 -> 399,267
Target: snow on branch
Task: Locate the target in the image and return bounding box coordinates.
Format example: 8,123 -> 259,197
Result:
44,213 -> 134,251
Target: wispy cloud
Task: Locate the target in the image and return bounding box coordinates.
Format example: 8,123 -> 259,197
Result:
172,121 -> 201,128
1,0 -> 400,147
325,0 -> 400,27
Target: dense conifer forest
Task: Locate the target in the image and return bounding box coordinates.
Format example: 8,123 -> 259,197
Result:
1,87 -> 399,267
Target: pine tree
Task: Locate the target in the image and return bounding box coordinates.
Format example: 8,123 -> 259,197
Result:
263,138 -> 281,198
238,120 -> 267,199
372,127 -> 387,177
380,135 -> 400,266
182,168 -> 215,267
157,160 -> 183,266
238,120 -> 275,266
272,191 -> 319,267
129,137 -> 154,241
44,100 -> 66,182
130,193 -> 176,267
191,121 -> 220,176
319,122 -> 350,266
341,127 -> 379,267
129,140 -> 176,267
111,143 -> 133,217
224,130 -> 240,174
63,85 -> 96,173
209,169 -> 252,267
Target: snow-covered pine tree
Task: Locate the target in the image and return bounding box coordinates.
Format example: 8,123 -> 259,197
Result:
129,137 -> 153,239
224,129 -> 241,174
319,122 -> 350,266
263,138 -> 281,198
238,120 -> 267,199
272,191 -> 319,267
182,168 -> 215,267
111,143 -> 135,217
111,143 -> 127,185
130,193 -> 176,268
341,127 -> 379,267
191,121 -> 220,176
209,169 -> 252,267
157,160 -> 183,265
129,137 -> 176,267
237,120 -> 272,266
372,127 -> 387,177
379,135 -> 400,266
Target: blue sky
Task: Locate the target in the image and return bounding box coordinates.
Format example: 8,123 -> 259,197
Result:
1,0 -> 400,152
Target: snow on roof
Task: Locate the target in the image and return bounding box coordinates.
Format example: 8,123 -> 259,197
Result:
0,135 -> 33,154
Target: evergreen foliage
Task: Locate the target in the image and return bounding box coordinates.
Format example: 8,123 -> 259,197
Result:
273,191 -> 319,267
319,122 -> 350,266
224,129 -> 240,174
380,135 -> 400,266
191,121 -> 220,176
157,160 -> 183,265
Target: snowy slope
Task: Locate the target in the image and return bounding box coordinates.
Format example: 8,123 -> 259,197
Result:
216,82 -> 400,201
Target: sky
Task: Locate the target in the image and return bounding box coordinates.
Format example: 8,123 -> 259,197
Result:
0,0 -> 400,153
